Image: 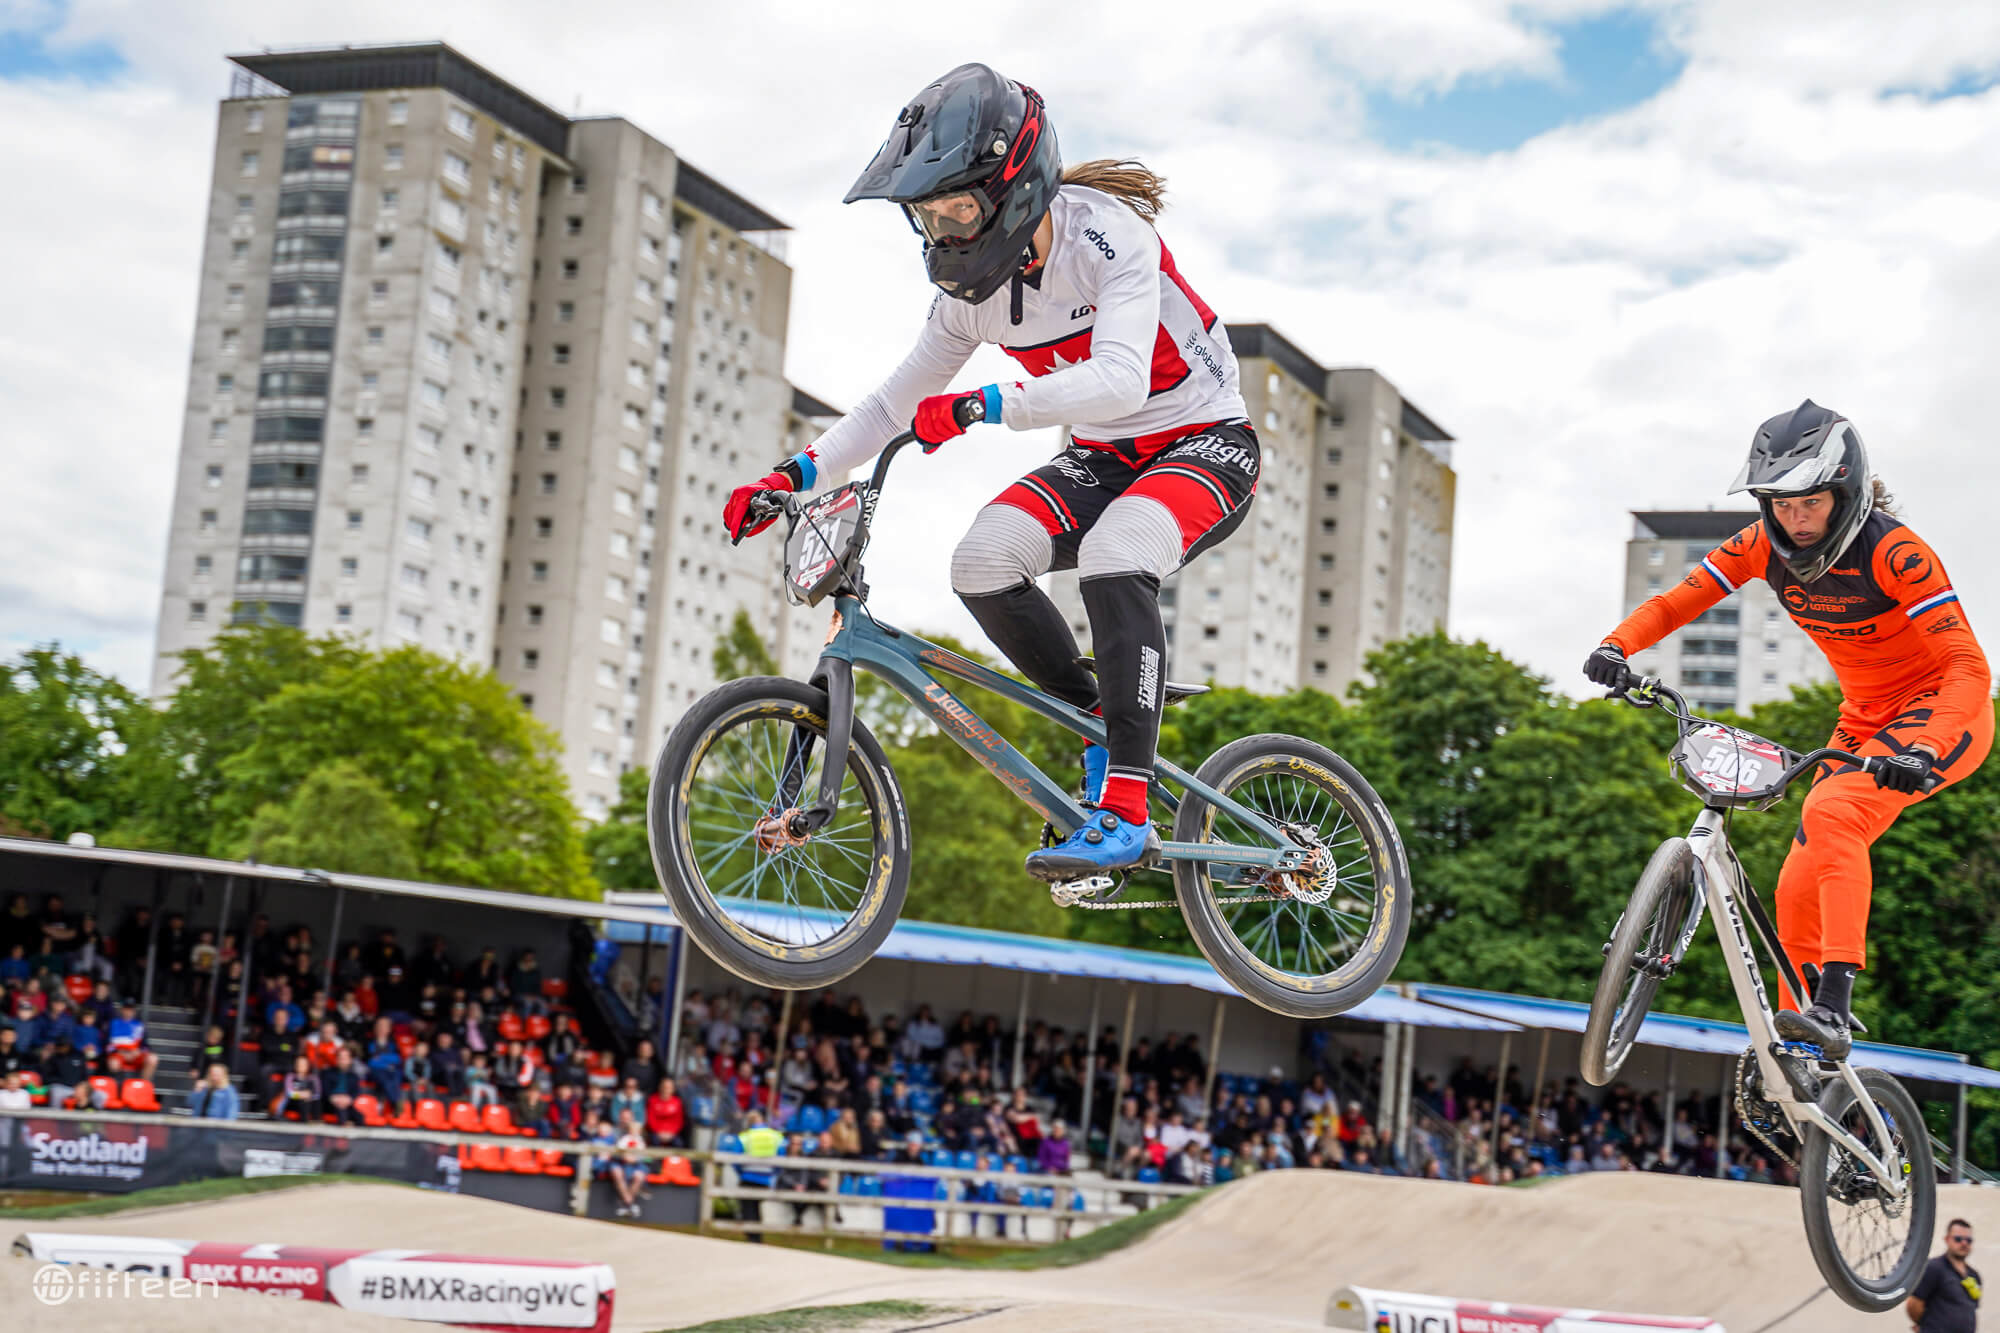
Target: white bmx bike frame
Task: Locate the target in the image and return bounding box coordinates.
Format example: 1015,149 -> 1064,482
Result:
1684,808 -> 1908,1197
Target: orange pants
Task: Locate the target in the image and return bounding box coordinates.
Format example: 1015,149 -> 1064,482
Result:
1776,688 -> 1992,1006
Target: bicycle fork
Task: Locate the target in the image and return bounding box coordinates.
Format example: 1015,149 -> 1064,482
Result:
1690,813 -> 1909,1197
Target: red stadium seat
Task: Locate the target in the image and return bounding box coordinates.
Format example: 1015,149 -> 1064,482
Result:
536,1147 -> 574,1177
468,1143 -> 505,1172
87,1076 -> 123,1110
497,1012 -> 525,1042
647,1155 -> 700,1187
448,1101 -> 481,1133
395,1033 -> 416,1059
388,1099 -> 419,1129
119,1079 -> 160,1112
525,1014 -> 552,1042
414,1098 -> 449,1131
353,1095 -> 387,1127
504,1146 -> 542,1174
541,978 -> 568,1002
63,975 -> 94,1005
481,1103 -> 518,1136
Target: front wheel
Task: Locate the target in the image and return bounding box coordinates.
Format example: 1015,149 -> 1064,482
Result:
1171,734 -> 1411,1019
1580,838 -> 1698,1086
1800,1066 -> 1936,1312
647,676 -> 910,990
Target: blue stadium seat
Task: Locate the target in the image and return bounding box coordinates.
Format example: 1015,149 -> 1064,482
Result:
795,1104 -> 827,1135
1006,1155 -> 1027,1174
718,1133 -> 743,1155
954,1150 -> 977,1171
1137,1166 -> 1161,1184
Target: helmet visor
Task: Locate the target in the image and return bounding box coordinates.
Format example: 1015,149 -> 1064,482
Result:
905,190 -> 993,246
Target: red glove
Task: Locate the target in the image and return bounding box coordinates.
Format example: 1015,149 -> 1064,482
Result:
722,470 -> 794,544
913,387 -> 996,452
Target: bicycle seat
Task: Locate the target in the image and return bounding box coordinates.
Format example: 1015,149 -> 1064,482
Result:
1075,656 -> 1210,706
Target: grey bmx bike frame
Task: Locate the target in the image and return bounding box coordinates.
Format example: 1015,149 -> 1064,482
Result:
1681,808 -> 1910,1197
797,601 -> 1309,878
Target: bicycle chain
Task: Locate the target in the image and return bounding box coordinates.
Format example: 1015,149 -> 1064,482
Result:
1053,890 -> 1297,911
1733,1046 -> 1799,1173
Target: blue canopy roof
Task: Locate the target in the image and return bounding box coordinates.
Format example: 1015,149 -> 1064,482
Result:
600,896 -> 1517,1032
1412,984 -> 2000,1090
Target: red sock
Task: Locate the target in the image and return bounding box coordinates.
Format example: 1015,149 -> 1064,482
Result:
1098,774 -> 1149,826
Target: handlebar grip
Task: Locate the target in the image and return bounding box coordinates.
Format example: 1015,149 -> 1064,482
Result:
952,394 -> 987,429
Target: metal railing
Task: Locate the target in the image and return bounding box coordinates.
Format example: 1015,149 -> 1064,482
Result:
700,1151 -> 1198,1247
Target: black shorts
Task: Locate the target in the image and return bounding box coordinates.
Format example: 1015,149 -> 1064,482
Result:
991,422 -> 1260,571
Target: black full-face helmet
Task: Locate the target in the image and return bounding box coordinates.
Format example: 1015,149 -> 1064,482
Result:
844,63 -> 1061,305
1727,399 -> 1872,584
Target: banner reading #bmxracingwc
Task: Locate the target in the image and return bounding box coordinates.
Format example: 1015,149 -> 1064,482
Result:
12,1233 -> 615,1332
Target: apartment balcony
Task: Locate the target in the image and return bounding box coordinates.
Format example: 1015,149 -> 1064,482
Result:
246,486 -> 317,505
238,532 -> 312,552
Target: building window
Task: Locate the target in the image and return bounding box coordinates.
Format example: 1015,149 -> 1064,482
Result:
560,258 -> 579,280
564,215 -> 583,238
351,464 -> 370,486
600,617 -> 621,645
534,517 -> 553,539
613,489 -> 636,516
340,557 -> 358,577
538,473 -> 557,495
203,464 -> 223,488
1647,576 -> 1662,593
396,610 -> 422,637
1317,589 -> 1332,606
420,380 -> 447,408
521,648 -> 540,670
346,509 -> 363,530
188,600 -> 207,622
548,388 -> 566,409
446,106 -> 475,139
405,517 -> 432,545
387,98 -> 408,126
1648,546 -> 1665,566
617,446 -> 639,473
384,144 -> 403,170
605,574 -> 627,601
552,344 -> 570,365
193,554 -> 211,577
366,326 -> 384,346
239,151 -> 259,176
556,301 -> 574,323
592,706 -> 615,732
570,172 -> 587,194
442,151 -> 471,187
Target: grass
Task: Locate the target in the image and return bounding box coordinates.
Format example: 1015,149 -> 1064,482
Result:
0,1173 -> 368,1219
660,1300 -> 946,1332
760,1185 -> 1211,1271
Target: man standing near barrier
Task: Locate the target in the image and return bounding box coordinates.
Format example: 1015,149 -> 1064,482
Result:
736,1108 -> 783,1243
1910,1219 -> 1980,1332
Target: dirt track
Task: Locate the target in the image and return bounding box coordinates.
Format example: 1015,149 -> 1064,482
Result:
8,1171 -> 1997,1330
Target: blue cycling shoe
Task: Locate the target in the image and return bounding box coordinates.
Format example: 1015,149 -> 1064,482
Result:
1025,809 -> 1160,883
1081,743 -> 1108,805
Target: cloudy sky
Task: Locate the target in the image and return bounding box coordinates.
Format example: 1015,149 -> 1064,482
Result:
5,0 -> 1999,703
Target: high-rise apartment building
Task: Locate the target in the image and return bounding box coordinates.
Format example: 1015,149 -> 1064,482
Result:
1620,511 -> 1831,713
151,44 -> 839,817
1047,323 -> 1456,697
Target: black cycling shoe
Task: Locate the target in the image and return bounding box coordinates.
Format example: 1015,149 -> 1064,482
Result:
1775,1003 -> 1852,1060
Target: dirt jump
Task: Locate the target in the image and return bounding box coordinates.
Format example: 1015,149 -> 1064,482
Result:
9,1170 -> 1996,1330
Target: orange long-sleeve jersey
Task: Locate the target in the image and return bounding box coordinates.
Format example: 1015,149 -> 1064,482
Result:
1608,512 -> 1990,756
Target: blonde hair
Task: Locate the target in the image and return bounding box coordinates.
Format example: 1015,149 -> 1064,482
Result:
1061,159 -> 1167,221
1869,476 -> 1897,516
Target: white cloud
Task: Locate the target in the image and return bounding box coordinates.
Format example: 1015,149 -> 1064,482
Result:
5,0 -> 2000,719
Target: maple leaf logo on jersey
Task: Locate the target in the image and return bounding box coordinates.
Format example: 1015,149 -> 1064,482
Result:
1884,539 -> 1931,586
1001,329 -> 1094,378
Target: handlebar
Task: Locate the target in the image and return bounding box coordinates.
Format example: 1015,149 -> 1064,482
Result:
1613,673 -> 1942,795
741,399 -> 984,534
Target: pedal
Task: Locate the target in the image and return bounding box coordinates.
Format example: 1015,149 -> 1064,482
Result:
1050,875 -> 1116,907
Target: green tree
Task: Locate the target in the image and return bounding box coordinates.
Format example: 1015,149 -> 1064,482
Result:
585,767 -> 658,892
213,644 -> 596,898
238,761 -> 421,879
114,623 -> 364,851
0,646 -> 141,840
712,609 -> 780,681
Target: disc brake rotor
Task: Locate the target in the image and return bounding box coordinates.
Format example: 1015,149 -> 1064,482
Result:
1263,822 -> 1337,905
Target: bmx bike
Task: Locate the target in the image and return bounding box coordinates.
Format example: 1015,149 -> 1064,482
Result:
646,412 -> 1411,1019
1580,674 -> 1936,1312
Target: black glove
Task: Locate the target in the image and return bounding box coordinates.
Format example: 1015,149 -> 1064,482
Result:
1583,643 -> 1632,691
1871,750 -> 1934,795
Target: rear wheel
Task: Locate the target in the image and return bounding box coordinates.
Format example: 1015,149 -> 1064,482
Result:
647,677 -> 909,990
1581,838 -> 1698,1086
1171,734 -> 1411,1019
1800,1067 -> 1935,1311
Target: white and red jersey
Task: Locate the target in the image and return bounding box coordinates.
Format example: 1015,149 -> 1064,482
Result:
802,185 -> 1246,478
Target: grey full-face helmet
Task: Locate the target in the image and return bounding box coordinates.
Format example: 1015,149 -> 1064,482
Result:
1728,399 -> 1871,583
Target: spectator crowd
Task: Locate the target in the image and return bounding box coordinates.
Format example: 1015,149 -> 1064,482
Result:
0,888 -> 1800,1198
